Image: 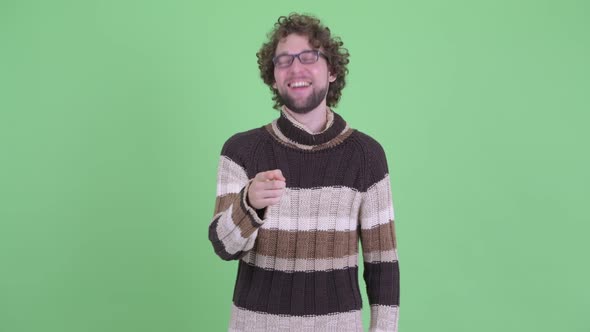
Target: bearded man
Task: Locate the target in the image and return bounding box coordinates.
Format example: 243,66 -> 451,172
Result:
208,13 -> 400,332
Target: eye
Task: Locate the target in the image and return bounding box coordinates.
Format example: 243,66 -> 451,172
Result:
274,54 -> 293,67
299,51 -> 318,63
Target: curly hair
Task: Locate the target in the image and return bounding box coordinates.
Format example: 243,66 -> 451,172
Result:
257,13 -> 350,110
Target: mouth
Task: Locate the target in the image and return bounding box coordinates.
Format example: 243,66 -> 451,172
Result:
287,81 -> 312,89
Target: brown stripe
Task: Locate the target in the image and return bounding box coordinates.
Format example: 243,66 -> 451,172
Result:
216,191 -> 259,238
252,228 -> 359,259
360,221 -> 397,253
265,123 -> 300,150
214,193 -> 241,214
233,191 -> 261,237
312,127 -> 354,151
265,123 -> 355,151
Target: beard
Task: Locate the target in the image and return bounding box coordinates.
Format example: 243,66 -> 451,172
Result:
277,84 -> 329,114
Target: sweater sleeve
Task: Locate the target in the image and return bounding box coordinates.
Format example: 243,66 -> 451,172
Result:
359,141 -> 400,332
208,146 -> 266,261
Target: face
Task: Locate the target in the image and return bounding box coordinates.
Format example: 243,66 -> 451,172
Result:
273,34 -> 336,114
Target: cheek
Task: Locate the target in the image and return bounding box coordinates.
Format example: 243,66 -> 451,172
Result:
273,71 -> 282,88
315,68 -> 330,81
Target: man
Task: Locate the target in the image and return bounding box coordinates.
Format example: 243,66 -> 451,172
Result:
209,13 -> 399,332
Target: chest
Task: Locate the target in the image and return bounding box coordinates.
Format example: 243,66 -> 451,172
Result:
261,185 -> 362,233
246,143 -> 364,190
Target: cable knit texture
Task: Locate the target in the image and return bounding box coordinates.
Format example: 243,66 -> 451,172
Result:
209,110 -> 399,331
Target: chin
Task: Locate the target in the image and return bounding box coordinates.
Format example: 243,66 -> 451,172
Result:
279,90 -> 327,115
288,105 -> 315,114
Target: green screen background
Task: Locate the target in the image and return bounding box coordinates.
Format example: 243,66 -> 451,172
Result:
1,0 -> 589,331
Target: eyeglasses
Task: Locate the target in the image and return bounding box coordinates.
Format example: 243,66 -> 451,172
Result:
272,50 -> 328,68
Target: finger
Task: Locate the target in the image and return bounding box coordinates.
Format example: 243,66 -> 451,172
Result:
253,179 -> 285,190
268,169 -> 286,182
257,169 -> 285,182
254,171 -> 271,182
250,178 -> 270,191
255,170 -> 274,181
259,197 -> 282,206
264,179 -> 286,190
260,188 -> 286,199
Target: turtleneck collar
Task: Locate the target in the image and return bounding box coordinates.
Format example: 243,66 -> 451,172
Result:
265,108 -> 355,151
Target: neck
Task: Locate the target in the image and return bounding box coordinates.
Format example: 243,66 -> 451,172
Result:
266,107 -> 351,150
282,104 -> 329,134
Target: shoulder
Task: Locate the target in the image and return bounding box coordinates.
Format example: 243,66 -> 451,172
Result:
220,127 -> 268,162
348,130 -> 390,189
222,127 -> 265,150
349,130 -> 386,155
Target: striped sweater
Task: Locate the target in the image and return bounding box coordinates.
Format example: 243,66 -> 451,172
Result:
209,109 -> 399,331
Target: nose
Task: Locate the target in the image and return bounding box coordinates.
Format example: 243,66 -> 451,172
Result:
288,56 -> 305,73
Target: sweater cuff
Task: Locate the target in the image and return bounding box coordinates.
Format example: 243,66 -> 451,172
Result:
369,305 -> 399,332
239,180 -> 266,233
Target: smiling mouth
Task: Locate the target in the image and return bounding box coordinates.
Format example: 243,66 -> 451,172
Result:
288,81 -> 312,88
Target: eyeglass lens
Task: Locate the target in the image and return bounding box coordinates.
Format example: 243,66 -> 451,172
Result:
274,50 -> 319,67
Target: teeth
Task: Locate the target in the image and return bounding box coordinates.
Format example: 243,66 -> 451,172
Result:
290,81 -> 311,88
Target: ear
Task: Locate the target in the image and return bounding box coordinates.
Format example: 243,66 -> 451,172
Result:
272,81 -> 277,89
328,72 -> 337,83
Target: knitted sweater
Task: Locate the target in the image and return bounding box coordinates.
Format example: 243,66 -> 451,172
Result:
209,110 -> 399,332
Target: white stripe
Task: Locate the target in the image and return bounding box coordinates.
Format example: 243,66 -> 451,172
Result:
263,186 -> 362,232
217,156 -> 248,196
370,305 -> 399,332
281,107 -> 335,135
363,249 -> 398,263
214,207 -> 257,255
360,175 -> 395,230
229,305 -> 364,332
216,159 -> 395,232
241,251 -> 359,272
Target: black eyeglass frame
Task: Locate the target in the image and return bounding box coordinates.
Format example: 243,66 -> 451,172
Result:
272,50 -> 329,68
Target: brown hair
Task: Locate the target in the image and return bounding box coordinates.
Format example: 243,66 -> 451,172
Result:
257,13 -> 350,110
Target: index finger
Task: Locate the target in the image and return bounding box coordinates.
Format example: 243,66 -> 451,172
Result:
266,169 -> 286,182
256,169 -> 286,182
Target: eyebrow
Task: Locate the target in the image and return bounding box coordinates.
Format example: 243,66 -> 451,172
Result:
274,49 -> 315,56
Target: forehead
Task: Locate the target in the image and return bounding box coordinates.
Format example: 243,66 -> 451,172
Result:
275,34 -> 313,54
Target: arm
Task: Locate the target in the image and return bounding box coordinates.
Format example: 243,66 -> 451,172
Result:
208,155 -> 264,260
359,148 -> 400,332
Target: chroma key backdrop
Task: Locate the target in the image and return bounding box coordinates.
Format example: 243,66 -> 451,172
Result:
1,0 -> 588,331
